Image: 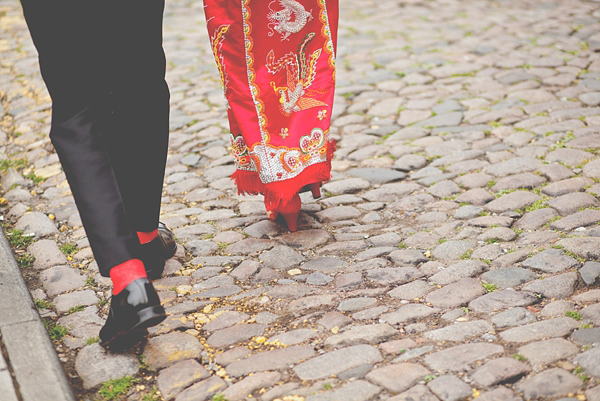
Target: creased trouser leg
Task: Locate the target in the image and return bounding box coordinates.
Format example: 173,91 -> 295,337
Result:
20,0 -> 170,276
49,106 -> 143,273
100,0 -> 170,233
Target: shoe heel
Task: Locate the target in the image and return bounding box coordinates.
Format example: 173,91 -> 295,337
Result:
309,183 -> 321,198
283,210 -> 300,232
136,305 -> 167,330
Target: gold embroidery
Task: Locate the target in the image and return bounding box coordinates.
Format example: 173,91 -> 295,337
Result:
211,25 -> 230,105
266,33 -> 328,116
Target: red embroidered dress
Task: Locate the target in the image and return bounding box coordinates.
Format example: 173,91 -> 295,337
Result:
204,0 -> 338,210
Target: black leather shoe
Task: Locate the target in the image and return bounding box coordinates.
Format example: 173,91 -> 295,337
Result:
142,222 -> 177,280
99,278 -> 166,350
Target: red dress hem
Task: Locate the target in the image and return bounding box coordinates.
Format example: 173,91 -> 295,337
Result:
231,139 -> 336,209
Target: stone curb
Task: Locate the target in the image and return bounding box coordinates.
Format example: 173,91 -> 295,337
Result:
0,229 -> 76,401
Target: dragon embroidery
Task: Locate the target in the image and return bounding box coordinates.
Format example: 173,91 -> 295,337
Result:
267,0 -> 313,41
266,32 -> 327,116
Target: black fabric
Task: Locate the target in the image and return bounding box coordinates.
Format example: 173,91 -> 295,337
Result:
142,222 -> 177,280
20,0 -> 170,276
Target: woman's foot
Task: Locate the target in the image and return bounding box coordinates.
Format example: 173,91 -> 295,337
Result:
309,182 -> 321,198
300,182 -> 322,199
267,194 -> 302,232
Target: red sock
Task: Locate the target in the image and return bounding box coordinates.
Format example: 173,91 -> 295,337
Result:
110,259 -> 147,295
137,229 -> 158,244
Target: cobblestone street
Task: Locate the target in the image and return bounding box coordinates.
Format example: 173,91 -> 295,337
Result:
2,0 -> 600,399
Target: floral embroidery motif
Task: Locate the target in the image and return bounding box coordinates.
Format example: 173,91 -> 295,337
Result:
280,128 -> 328,172
300,128 -> 326,155
267,32 -> 328,116
267,0 -> 313,41
280,150 -> 303,172
318,109 -> 327,120
280,128 -> 289,138
230,134 -> 254,170
211,25 -> 231,106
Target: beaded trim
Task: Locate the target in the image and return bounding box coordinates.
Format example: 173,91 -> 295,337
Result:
210,25 -> 231,107
317,0 -> 336,79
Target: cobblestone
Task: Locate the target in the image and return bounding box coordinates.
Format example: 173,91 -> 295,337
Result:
521,249 -> 579,273
143,332 -> 204,370
427,375 -> 471,401
40,265 -> 85,297
424,343 -> 504,372
575,346 -> 600,378
5,0 -> 600,399
206,324 -> 266,348
305,380 -> 381,401
157,360 -> 209,401
54,290 -> 99,314
500,317 -> 580,343
429,260 -> 488,285
521,272 -> 579,299
365,363 -> 430,393
517,369 -> 582,400
221,371 -> 281,401
580,262 -> 600,286
424,320 -> 493,342
490,307 -> 536,328
324,324 -> 396,347
380,304 -> 440,325
480,268 -> 537,288
518,338 -> 580,369
174,376 -> 226,401
471,357 -> 530,387
74,344 -> 139,389
294,345 -> 382,380
426,278 -> 486,308
226,346 -> 315,377
27,240 -> 68,269
476,387 -> 521,401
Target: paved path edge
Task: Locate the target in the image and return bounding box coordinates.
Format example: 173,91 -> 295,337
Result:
0,229 -> 76,401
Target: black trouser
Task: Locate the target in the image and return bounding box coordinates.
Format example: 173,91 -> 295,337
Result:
20,0 -> 170,276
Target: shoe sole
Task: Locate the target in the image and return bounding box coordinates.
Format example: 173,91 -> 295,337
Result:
100,305 -> 167,350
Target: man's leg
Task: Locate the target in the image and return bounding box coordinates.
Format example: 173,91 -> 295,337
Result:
101,0 -> 170,234
20,0 -> 166,348
99,0 -> 174,278
20,0 -> 143,275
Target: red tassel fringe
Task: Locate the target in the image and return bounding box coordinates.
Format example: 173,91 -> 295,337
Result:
231,140 -> 336,210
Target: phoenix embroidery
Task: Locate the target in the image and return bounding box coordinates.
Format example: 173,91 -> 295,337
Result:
267,32 -> 327,115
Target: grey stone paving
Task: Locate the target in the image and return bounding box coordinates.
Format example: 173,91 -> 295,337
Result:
2,0 -> 600,399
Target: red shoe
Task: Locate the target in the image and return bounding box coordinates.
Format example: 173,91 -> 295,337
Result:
309,182 -> 321,198
266,194 -> 301,232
